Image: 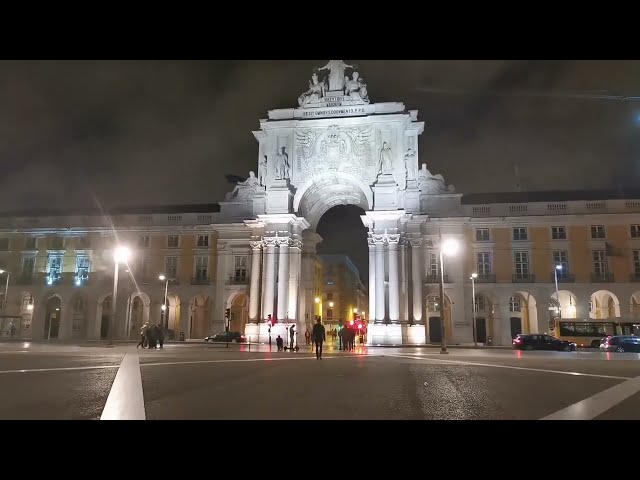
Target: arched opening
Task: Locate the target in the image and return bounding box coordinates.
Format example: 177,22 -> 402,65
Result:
44,295 -> 62,340
161,293 -> 180,340
509,291 -> 538,337
474,293 -> 496,344
69,294 -> 87,339
189,294 -> 211,339
630,291 -> 640,319
589,290 -> 620,319
228,292 -> 249,333
551,290 -> 578,319
425,293 -> 451,343
126,294 -> 148,339
99,295 -> 112,340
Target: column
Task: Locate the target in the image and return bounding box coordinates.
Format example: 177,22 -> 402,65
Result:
368,239 -> 375,323
411,238 -> 423,323
375,237 -> 385,322
262,237 -> 277,321
388,235 -> 400,322
287,240 -> 301,323
401,239 -> 409,322
276,237 -> 289,321
179,297 -> 190,339
249,241 -> 262,322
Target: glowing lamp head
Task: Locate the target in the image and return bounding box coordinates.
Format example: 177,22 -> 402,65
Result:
441,238 -> 459,256
329,301 -> 334,308
361,311 -> 365,316
113,246 -> 132,264
161,305 -> 166,311
0,269 -> 4,274
555,265 -> 563,270
159,274 -> 166,281
75,278 -> 81,286
353,308 -> 358,313
471,273 -> 478,279
314,297 -> 320,304
27,303 -> 34,311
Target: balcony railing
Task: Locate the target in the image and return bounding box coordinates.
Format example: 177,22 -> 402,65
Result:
553,273 -> 575,283
191,276 -> 211,285
474,274 -> 496,283
228,276 -> 249,285
591,272 -> 615,283
425,274 -> 449,284
630,274 -> 640,283
512,274 -> 535,283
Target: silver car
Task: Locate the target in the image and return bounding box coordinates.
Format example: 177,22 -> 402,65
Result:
599,335 -> 640,353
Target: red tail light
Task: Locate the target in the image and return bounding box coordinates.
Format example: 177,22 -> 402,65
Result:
513,338 -> 522,344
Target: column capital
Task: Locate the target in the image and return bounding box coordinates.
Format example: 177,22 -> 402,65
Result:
387,234 -> 400,246
263,236 -> 278,247
410,238 -> 423,247
250,240 -> 263,250
275,237 -> 291,247
371,234 -> 386,245
290,240 -> 303,250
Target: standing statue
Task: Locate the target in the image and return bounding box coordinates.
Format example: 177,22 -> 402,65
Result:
298,72 -> 325,107
378,142 -> 393,174
275,146 -> 290,180
258,155 -> 267,186
317,60 -> 355,93
344,72 -> 369,103
404,148 -> 417,181
225,171 -> 260,200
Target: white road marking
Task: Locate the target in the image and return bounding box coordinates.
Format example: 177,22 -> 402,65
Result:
541,376 -> 640,420
141,354 -> 370,368
100,353 -> 146,421
386,354 -> 631,380
0,365 -> 120,374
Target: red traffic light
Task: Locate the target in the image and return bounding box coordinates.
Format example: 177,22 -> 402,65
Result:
357,323 -> 362,329
349,320 -> 354,326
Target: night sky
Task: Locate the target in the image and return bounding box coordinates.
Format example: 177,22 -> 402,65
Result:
2,60 -> 640,278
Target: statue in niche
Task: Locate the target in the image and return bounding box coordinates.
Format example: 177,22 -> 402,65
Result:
225,171 -> 259,200
317,60 -> 355,93
258,155 -> 267,186
275,146 -> 290,180
416,163 -> 454,194
298,72 -> 325,107
378,142 -> 393,174
344,72 -> 369,103
404,148 -> 417,181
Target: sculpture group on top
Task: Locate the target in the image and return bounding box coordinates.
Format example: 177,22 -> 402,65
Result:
298,60 -> 369,107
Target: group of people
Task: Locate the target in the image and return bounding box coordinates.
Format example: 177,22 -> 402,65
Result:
137,322 -> 165,349
338,325 -> 360,351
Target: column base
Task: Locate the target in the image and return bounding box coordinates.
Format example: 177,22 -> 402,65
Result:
245,323 -> 296,344
402,324 -> 426,345
367,323 -> 403,346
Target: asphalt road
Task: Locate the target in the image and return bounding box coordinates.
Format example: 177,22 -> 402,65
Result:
1,341 -> 639,420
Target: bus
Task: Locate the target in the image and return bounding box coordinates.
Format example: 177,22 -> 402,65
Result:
615,320 -> 640,336
553,319 -> 616,348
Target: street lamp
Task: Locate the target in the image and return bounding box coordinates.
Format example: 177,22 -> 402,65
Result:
470,273 -> 478,348
159,274 -> 169,329
0,269 -> 10,311
329,301 -> 334,308
314,296 -> 321,321
554,264 -> 563,319
438,237 -> 459,354
110,246 -> 131,345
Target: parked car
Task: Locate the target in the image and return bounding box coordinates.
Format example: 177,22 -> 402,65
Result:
599,335 -> 640,353
512,334 -> 576,352
205,331 -> 246,343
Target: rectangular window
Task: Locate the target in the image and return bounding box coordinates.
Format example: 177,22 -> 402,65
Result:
197,235 -> 209,247
139,257 -> 149,278
327,293 -> 333,301
513,227 -> 528,241
0,238 -> 9,250
634,250 -> 640,276
476,252 -> 491,276
167,235 -> 179,248
76,256 -> 91,279
234,255 -> 247,281
165,256 -> 178,279
139,235 -> 150,248
21,256 -> 35,278
429,252 -> 438,277
327,309 -> 333,319
25,237 -> 37,250
509,296 -> 521,312
475,228 -> 490,241
591,225 -> 606,239
551,226 -> 566,240
552,251 -> 569,277
48,256 -> 63,280
593,250 -> 607,276
632,225 -> 640,238
195,256 -> 208,279
514,251 -> 529,278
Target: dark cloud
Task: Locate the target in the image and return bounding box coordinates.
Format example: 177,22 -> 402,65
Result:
1,60 -> 639,212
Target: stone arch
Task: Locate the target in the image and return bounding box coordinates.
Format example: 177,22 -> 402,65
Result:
227,291 -> 249,333
43,294 -> 63,340
425,292 -> 452,343
293,171 -> 373,229
590,290 -> 620,319
162,293 -> 181,339
125,291 -> 150,339
189,294 -> 211,339
474,291 -> 498,344
550,290 -> 578,319
507,291 -> 538,337
96,292 -> 113,340
68,293 -> 88,339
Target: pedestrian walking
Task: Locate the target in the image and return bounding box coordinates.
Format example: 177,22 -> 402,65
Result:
312,317 -> 326,360
137,322 -> 148,349
289,324 -> 295,350
157,324 -> 165,349
304,329 -> 310,346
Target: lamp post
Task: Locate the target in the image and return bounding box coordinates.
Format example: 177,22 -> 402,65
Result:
554,264 -> 563,319
314,296 -> 321,321
470,273 -> 477,347
438,237 -> 459,354
159,274 -> 169,330
110,246 -> 132,346
0,269 -> 10,311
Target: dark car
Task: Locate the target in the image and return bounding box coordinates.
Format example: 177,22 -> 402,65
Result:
205,331 -> 246,343
512,334 -> 576,352
599,335 -> 640,353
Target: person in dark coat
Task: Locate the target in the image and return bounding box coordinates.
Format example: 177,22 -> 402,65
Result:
157,324 -> 165,349
312,317 -> 326,360
276,335 -> 284,351
147,324 -> 158,349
